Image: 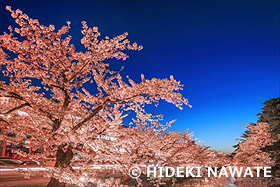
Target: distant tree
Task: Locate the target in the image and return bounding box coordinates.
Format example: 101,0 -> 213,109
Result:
233,122 -> 256,150
233,122 -> 275,167
257,98 -> 280,176
233,122 -> 279,187
233,98 -> 280,152
257,97 -> 280,137
233,98 -> 280,186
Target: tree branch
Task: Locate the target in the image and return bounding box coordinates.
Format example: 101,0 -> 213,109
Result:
0,90 -> 61,132
0,102 -> 30,115
71,94 -> 141,132
68,59 -> 90,82
0,117 -> 9,125
72,99 -> 110,131
50,84 -> 70,108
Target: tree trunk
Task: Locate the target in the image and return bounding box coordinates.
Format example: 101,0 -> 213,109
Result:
47,177 -> 66,187
47,145 -> 73,187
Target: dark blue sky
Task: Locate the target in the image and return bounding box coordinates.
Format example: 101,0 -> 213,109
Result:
0,0 -> 279,153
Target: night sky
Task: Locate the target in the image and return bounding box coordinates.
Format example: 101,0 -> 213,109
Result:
0,0 -> 279,153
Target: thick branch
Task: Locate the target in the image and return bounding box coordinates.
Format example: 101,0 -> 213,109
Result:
6,92 -> 25,101
0,117 -> 9,125
1,91 -> 62,132
72,99 -> 110,131
50,84 -> 70,108
72,94 -> 141,132
0,102 -> 30,114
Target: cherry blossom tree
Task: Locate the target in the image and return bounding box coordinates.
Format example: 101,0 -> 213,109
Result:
233,122 -> 275,167
0,6 -> 195,187
107,129 -> 231,187
233,122 -> 279,187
